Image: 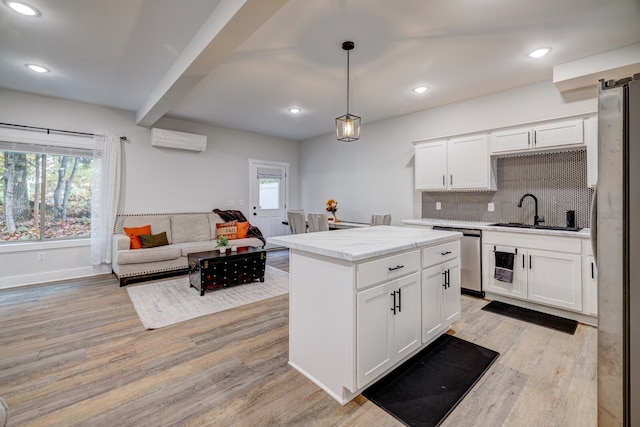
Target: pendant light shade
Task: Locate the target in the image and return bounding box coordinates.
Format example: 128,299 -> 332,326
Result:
336,41 -> 361,142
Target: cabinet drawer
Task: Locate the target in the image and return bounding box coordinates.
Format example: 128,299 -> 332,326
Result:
357,250 -> 420,290
422,241 -> 460,268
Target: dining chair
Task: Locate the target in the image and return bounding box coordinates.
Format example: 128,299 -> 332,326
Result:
287,210 -> 306,234
308,213 -> 329,232
371,214 -> 392,225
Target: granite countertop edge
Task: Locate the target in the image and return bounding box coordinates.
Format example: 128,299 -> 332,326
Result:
267,226 -> 463,262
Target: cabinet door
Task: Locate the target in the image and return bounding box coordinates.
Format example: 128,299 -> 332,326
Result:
490,126 -> 531,154
533,119 -> 584,150
356,282 -> 394,388
527,249 -> 582,311
442,259 -> 461,325
421,265 -> 444,344
415,140 -> 447,190
447,134 -> 491,189
392,273 -> 421,361
483,244 -> 527,299
582,255 -> 598,315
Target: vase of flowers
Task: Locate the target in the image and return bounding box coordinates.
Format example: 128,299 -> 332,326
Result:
325,198 -> 338,222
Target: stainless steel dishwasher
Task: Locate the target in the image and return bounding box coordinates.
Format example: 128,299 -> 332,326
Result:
432,226 -> 483,297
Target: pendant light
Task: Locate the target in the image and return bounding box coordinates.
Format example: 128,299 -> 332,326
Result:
336,41 -> 361,142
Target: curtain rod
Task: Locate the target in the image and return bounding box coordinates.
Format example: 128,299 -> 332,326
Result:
0,122 -> 128,141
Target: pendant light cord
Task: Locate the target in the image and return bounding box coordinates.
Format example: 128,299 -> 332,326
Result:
346,48 -> 350,115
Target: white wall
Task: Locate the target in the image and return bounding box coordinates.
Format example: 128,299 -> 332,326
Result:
0,89 -> 299,288
299,80 -> 597,224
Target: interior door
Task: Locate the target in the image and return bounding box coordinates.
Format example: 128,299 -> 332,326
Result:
249,160 -> 288,238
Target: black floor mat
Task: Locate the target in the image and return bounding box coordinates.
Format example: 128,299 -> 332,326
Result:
482,300 -> 578,334
363,334 -> 499,427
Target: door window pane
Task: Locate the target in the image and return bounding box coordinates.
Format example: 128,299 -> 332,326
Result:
259,179 -> 280,209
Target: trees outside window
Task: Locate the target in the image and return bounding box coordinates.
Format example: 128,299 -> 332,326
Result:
1,149 -> 93,242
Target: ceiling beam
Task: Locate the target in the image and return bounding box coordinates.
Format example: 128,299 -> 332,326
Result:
553,43 -> 640,93
136,0 -> 288,127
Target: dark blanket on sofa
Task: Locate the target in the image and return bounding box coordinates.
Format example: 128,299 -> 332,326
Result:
213,209 -> 266,245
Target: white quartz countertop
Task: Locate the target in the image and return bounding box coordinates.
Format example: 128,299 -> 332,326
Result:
401,218 -> 591,238
267,225 -> 462,261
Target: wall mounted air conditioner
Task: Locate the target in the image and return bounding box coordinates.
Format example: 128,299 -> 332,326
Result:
150,128 -> 207,152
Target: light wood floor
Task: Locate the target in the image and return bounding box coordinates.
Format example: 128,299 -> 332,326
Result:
0,249 -> 596,426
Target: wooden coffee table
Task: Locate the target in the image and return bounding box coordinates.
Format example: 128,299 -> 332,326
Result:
188,246 -> 267,296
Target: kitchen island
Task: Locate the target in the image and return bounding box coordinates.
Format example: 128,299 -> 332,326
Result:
267,225 -> 462,404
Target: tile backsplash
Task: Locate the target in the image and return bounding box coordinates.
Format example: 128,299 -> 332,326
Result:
421,149 -> 593,229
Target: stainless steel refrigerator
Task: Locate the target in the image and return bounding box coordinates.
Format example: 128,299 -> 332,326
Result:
594,74 -> 639,426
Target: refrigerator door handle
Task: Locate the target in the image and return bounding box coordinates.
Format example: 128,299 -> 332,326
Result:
590,187 -> 597,264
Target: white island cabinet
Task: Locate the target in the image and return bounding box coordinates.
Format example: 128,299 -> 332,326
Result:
267,226 -> 462,405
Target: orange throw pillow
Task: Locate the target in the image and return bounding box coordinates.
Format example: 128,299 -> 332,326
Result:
236,221 -> 249,239
123,225 -> 151,250
216,220 -> 238,239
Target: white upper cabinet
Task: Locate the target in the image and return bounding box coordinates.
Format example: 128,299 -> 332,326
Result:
490,127 -> 531,152
448,134 -> 493,190
414,139 -> 447,190
490,118 -> 585,155
585,116 -> 598,188
415,134 -> 495,191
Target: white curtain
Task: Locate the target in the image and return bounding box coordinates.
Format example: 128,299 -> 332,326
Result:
91,133 -> 121,265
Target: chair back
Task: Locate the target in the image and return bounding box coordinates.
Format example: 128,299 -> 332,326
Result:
287,210 -> 306,234
371,214 -> 392,225
308,213 -> 329,232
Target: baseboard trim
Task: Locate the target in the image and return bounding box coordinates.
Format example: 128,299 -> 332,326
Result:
0,265 -> 111,289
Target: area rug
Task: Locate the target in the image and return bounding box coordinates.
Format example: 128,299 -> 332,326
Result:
127,265 -> 289,330
481,300 -> 578,334
363,334 -> 499,427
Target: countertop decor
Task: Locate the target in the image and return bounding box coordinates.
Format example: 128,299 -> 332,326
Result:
325,198 -> 339,221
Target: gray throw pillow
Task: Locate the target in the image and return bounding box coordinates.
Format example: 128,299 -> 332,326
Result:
139,232 -> 169,248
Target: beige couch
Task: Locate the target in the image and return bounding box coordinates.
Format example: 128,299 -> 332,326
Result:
112,212 -> 264,286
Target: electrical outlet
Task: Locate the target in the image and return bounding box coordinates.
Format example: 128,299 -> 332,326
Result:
436,202 -> 441,210
227,199 -> 236,207
37,252 -> 46,261
488,202 -> 495,212
239,199 -> 245,206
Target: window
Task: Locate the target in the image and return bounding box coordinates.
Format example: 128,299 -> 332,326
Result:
1,144 -> 94,242
256,166 -> 284,210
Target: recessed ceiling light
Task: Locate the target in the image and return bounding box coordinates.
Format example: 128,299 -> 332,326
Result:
288,107 -> 301,114
413,86 -> 429,94
25,64 -> 50,73
4,1 -> 41,16
528,48 -> 551,58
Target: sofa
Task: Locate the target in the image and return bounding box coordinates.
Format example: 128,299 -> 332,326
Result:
112,211 -> 265,286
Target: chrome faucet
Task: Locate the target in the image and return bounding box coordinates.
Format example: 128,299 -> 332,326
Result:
517,193 -> 545,226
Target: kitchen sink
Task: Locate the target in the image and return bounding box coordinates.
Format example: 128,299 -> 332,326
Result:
490,222 -> 582,232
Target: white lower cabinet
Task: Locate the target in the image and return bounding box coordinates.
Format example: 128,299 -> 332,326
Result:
483,231 -> 583,312
357,273 -> 421,388
421,259 -> 460,343
483,244 -> 527,299
582,254 -> 598,315
527,249 -> 582,311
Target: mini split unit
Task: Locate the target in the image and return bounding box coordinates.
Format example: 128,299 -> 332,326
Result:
150,128 -> 207,152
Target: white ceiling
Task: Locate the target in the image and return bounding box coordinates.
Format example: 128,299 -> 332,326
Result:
1,0 -> 639,141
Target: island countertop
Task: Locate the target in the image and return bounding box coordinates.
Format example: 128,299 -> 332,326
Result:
267,225 -> 462,262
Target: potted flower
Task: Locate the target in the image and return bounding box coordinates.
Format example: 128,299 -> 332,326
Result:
325,198 -> 338,222
216,235 -> 230,253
